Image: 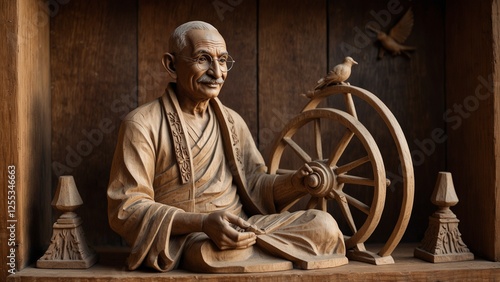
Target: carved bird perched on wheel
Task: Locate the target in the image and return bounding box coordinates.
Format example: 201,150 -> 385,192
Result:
367,8 -> 416,59
314,56 -> 358,91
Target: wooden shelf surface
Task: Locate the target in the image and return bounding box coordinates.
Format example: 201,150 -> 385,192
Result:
7,244 -> 500,281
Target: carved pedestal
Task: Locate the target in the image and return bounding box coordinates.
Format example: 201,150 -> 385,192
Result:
414,211 -> 474,262
37,175 -> 97,268
414,172 -> 474,263
36,213 -> 98,268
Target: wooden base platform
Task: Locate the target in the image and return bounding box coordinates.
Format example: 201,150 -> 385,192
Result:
7,244 -> 500,281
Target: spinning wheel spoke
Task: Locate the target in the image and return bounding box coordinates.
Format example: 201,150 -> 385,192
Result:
344,93 -> 358,119
306,197 -> 319,209
336,192 -> 358,233
283,137 -> 312,163
336,156 -> 370,174
308,196 -> 328,211
345,193 -> 370,215
314,119 -> 323,160
281,196 -> 304,212
327,131 -> 354,167
337,174 -> 375,186
318,197 -> 327,211
331,190 -> 371,216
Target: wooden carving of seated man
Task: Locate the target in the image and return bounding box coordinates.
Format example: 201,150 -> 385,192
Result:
107,21 -> 347,273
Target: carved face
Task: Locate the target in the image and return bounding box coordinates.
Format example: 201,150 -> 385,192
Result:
175,29 -> 228,102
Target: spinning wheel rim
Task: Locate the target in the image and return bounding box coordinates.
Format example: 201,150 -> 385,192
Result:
301,84 -> 415,258
268,108 -> 386,248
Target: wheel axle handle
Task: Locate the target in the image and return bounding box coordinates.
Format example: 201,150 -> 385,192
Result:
305,173 -> 320,189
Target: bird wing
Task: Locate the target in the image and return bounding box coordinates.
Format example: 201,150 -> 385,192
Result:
315,66 -> 342,90
331,65 -> 347,78
389,8 -> 414,43
324,67 -> 343,82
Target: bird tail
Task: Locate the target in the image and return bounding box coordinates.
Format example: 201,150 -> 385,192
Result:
402,50 -> 415,58
314,78 -> 326,90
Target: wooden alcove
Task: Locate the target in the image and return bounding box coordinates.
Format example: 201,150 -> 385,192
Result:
2,0 -> 500,280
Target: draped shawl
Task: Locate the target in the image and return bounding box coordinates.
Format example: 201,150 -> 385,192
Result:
107,84 -> 277,271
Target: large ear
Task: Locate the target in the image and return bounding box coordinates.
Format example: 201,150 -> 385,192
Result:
162,53 -> 177,80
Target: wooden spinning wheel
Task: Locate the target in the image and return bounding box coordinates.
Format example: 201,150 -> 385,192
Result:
268,84 -> 414,265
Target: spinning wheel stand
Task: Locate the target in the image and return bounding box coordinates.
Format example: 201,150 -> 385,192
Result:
268,84 -> 414,265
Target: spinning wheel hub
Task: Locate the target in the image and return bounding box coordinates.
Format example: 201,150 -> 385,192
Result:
304,161 -> 337,198
305,173 -> 320,187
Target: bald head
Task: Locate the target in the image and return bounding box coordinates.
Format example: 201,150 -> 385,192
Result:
169,21 -> 218,54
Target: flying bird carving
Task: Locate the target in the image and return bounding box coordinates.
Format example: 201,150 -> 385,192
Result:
368,8 -> 416,59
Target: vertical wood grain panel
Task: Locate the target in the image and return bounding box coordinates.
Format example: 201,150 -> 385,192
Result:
446,0 -> 499,260
328,0 -> 445,243
493,0 -> 500,261
1,1 -> 19,278
258,0 -> 327,155
51,0 -> 137,246
0,0 -> 52,275
138,0 -> 258,137
17,0 -> 52,269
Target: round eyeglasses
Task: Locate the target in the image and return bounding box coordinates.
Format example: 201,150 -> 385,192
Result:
177,53 -> 235,72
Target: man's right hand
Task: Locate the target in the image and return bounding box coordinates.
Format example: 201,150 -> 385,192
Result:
202,211 -> 257,250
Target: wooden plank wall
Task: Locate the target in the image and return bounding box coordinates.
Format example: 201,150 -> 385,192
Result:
50,0 -> 138,246
48,0 -> 455,257
446,0 -> 499,261
258,0 -> 327,155
0,0 -> 52,279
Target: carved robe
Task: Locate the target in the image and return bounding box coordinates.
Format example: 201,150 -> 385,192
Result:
107,83 -> 346,272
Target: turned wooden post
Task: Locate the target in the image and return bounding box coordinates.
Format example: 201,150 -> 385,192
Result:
36,176 -> 97,268
414,172 -> 474,263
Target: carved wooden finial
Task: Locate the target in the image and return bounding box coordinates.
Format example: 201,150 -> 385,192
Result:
414,172 -> 474,263
431,172 -> 458,216
37,176 -> 98,269
51,175 -> 83,213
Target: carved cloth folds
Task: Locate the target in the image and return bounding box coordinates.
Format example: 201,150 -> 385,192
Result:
107,83 -> 345,272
